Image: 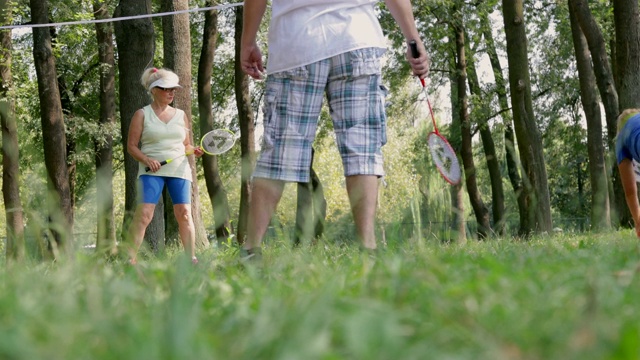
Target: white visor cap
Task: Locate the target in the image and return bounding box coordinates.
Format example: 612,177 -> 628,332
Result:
149,72 -> 182,91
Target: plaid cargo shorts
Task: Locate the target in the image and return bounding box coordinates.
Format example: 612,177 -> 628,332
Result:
253,48 -> 388,183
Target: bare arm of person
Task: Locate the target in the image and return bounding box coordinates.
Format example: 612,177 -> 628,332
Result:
127,109 -> 160,171
619,158 -> 640,237
183,115 -> 204,158
240,0 -> 268,79
384,0 -> 429,78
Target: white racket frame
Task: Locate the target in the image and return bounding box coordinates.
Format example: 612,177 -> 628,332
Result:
200,129 -> 240,155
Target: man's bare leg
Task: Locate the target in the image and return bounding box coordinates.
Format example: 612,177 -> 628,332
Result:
346,175 -> 379,249
244,177 -> 286,250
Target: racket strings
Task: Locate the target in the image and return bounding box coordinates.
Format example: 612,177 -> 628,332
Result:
428,134 -> 461,184
201,129 -> 236,155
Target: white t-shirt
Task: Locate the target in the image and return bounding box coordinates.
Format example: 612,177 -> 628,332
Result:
137,105 -> 192,181
267,0 -> 387,73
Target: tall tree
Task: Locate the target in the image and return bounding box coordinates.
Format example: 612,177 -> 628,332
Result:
162,0 -> 208,248
31,0 -> 74,256
480,8 -> 527,234
93,0 -> 117,255
466,41 -> 505,236
294,150 -> 327,246
197,4 -> 233,241
234,6 -> 256,244
49,26 -> 78,215
612,0 -> 640,228
568,0 -> 610,231
113,0 -> 161,249
451,5 -> 491,239
448,59 -> 466,243
0,0 -> 25,261
502,0 -> 552,235
571,0 -> 621,226
613,0 -> 640,112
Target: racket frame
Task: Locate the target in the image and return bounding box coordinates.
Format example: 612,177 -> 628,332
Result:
199,129 -> 240,155
427,131 -> 461,185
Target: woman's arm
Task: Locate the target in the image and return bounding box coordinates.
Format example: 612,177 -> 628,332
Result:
127,109 -> 158,172
183,114 -> 204,158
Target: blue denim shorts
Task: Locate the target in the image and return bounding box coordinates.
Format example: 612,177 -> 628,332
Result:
254,48 -> 388,183
138,175 -> 191,204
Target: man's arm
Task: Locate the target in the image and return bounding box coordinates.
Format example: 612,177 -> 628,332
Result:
383,0 -> 429,78
241,0 -> 268,79
619,158 -> 640,237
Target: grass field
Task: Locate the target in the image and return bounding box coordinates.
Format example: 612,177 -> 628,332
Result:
0,232 -> 638,360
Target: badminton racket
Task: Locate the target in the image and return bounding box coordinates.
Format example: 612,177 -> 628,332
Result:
409,40 -> 461,185
145,129 -> 239,171
199,128 -> 240,155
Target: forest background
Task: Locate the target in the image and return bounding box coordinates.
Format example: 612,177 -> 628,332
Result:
1,0 -> 639,261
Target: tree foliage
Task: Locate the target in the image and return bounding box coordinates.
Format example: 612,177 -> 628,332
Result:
3,0 -> 640,256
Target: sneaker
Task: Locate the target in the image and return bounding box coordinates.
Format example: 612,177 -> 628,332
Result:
191,256 -> 199,265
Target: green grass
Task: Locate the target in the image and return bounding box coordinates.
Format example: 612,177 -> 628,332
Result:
0,232 -> 639,360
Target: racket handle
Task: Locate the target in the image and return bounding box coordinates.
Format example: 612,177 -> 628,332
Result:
409,40 -> 426,87
409,40 -> 420,59
145,159 -> 168,172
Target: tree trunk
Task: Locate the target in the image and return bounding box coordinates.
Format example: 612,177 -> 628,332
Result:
568,0 -> 611,231
197,3 -> 233,243
613,0 -> 640,110
0,0 -> 25,262
571,0 -> 622,227
113,0 -> 162,249
46,26 -> 78,217
465,29 -> 505,236
93,0 -> 117,256
448,63 -> 466,243
501,0 -> 552,236
452,10 -> 490,239
613,0 -> 640,228
162,0 -> 209,249
31,0 -> 74,256
294,149 -> 327,246
234,6 -> 256,245
481,10 -> 526,235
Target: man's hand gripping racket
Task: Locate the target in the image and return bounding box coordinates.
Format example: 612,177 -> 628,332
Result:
409,40 -> 461,185
145,129 -> 240,172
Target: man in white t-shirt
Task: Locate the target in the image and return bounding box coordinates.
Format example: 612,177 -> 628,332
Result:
240,0 -> 429,260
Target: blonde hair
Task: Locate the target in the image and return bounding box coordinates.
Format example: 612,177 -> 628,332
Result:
617,108 -> 640,135
140,67 -> 179,90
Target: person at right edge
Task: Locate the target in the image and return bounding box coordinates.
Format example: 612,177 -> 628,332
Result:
615,108 -> 640,238
240,0 -> 430,262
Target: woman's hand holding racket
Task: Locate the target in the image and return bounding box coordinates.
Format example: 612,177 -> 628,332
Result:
144,147 -> 195,172
145,129 -> 240,172
187,144 -> 205,158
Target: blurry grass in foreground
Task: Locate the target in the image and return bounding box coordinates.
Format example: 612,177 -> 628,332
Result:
0,232 -> 639,359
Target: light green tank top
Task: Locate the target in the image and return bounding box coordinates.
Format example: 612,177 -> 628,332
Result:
137,105 -> 192,181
